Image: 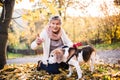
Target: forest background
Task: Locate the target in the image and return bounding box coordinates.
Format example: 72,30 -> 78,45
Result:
8,0 -> 120,50
0,0 -> 120,79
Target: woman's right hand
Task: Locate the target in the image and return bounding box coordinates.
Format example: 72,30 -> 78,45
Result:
36,34 -> 44,45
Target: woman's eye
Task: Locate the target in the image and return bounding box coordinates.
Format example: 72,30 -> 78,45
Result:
56,23 -> 59,25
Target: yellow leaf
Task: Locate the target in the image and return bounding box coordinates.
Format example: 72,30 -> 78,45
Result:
3,65 -> 10,70
42,9 -> 48,16
57,8 -> 65,11
49,5 -> 56,14
14,69 -> 21,73
20,0 -> 22,2
42,0 -> 47,3
21,31 -> 25,37
53,75 -> 60,80
15,0 -> 22,4
41,0 -> 49,6
93,73 -> 102,77
16,0 -> 19,4
22,15 -> 28,20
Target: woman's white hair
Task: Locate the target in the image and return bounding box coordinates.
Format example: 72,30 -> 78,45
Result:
49,15 -> 62,25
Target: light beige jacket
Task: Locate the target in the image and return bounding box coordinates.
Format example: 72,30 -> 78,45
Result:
31,27 -> 73,65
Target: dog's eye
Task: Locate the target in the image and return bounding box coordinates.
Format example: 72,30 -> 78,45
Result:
51,55 -> 53,57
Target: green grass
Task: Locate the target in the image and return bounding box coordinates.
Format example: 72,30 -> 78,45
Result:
7,52 -> 25,59
95,42 -> 120,50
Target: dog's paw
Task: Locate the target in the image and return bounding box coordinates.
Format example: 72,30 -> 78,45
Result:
42,60 -> 48,66
89,67 -> 94,73
76,78 -> 83,80
77,74 -> 82,80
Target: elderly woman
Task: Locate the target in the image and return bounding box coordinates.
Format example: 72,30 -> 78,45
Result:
31,15 -> 73,74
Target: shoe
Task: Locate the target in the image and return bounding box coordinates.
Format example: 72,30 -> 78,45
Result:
59,62 -> 69,69
37,60 -> 42,71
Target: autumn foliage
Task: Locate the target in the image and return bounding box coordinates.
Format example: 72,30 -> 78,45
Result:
0,63 -> 120,80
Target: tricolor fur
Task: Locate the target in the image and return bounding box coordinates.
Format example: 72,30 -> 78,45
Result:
48,45 -> 96,80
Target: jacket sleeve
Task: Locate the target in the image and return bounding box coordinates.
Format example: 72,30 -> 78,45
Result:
31,40 -> 38,50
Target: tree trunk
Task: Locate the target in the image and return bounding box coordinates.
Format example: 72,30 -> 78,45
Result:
111,26 -> 118,43
58,0 -> 62,16
0,0 -> 15,69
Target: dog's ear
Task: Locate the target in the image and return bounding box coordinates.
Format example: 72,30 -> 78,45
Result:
68,47 -> 77,55
61,45 -> 69,53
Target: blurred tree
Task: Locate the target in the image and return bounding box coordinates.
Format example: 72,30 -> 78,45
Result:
56,0 -> 74,20
18,0 -> 74,47
36,0 -> 74,20
102,15 -> 120,43
114,0 -> 120,6
0,0 -> 15,69
99,1 -> 120,44
20,10 -> 42,49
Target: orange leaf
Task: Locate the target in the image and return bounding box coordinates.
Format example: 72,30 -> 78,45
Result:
29,0 -> 34,2
93,73 -> 103,77
16,1 -> 18,4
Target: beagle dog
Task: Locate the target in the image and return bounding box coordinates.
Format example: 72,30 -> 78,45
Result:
48,45 -> 96,80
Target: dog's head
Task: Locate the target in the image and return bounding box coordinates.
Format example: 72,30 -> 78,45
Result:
48,48 -> 64,64
48,46 -> 77,64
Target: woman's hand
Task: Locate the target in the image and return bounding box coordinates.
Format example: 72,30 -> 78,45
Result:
36,34 -> 44,45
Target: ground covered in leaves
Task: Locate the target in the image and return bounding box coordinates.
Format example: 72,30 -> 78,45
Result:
0,63 -> 120,80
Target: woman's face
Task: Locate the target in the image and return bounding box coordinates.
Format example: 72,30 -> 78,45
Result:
49,20 -> 61,33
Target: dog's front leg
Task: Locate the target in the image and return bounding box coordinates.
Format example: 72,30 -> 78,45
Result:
69,60 -> 82,80
67,65 -> 73,78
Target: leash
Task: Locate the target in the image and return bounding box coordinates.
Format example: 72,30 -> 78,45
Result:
65,42 -> 82,63
66,51 -> 77,64
63,42 -> 82,64
59,51 -> 77,70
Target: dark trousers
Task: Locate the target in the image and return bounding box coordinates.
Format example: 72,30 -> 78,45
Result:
38,62 -> 69,74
